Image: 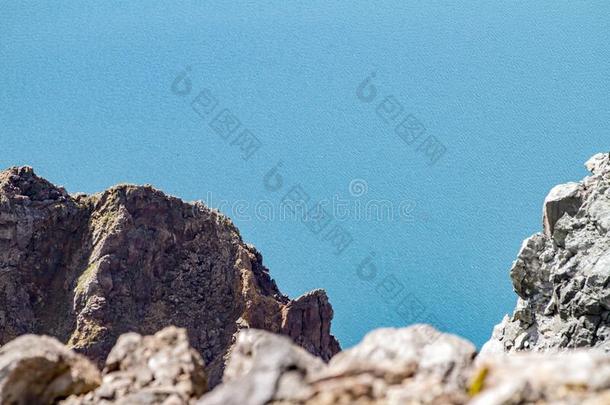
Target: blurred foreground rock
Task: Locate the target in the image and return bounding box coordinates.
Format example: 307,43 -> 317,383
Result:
200,326 -> 610,404
471,350 -> 610,405
0,334 -> 100,405
199,325 -> 476,405
62,326 -> 206,405
1,324 -> 610,404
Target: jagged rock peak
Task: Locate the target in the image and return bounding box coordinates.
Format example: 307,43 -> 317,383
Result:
0,166 -> 69,202
0,166 -> 340,387
483,152 -> 610,353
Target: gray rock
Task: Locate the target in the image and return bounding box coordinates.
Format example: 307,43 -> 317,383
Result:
200,326 -> 610,405
200,325 -> 476,405
470,350 -> 610,405
198,329 -> 325,405
309,325 -> 476,404
585,152 -> 610,175
62,327 -> 207,405
0,334 -> 101,405
543,182 -> 583,237
483,152 -> 610,353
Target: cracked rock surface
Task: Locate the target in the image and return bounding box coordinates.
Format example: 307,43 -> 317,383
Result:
483,152 -> 610,353
0,166 -> 339,386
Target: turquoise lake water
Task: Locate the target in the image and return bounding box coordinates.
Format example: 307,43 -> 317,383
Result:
1,2 -> 609,348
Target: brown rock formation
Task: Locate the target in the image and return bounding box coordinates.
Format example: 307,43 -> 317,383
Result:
0,166 -> 339,386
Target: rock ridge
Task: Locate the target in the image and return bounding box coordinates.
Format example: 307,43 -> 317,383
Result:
0,166 -> 340,386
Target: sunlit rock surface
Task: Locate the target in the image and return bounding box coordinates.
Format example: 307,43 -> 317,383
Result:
484,153 -> 610,353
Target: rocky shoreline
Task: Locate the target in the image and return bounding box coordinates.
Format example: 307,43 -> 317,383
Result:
1,152 -> 610,404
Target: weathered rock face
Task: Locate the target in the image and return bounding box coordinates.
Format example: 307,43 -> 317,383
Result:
62,327 -> 207,405
483,153 -> 610,353
0,166 -> 339,386
0,334 -> 101,405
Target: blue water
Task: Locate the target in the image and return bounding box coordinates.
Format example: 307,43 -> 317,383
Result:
1,2 -> 609,348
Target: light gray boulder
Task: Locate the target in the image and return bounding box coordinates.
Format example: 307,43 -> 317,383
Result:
0,334 -> 101,405
310,325 -> 476,404
198,329 -> 325,405
543,182 -> 583,236
200,325 -> 476,405
470,350 -> 610,405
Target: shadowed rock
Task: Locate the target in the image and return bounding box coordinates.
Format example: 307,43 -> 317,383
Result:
0,166 -> 340,386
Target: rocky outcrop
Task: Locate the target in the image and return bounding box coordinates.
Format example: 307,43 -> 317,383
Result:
483,152 -> 610,353
280,290 -> 340,362
0,166 -> 339,386
0,334 -> 101,405
62,327 -> 207,405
